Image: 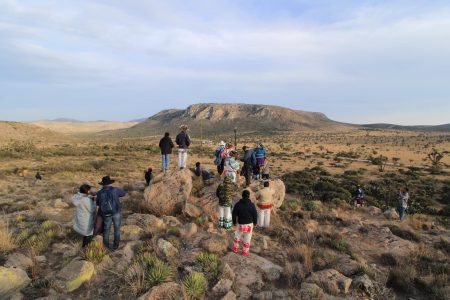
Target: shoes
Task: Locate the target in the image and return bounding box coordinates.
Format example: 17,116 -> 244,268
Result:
242,250 -> 249,256
232,245 -> 239,253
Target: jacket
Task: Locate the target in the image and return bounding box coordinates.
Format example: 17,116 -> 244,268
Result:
195,166 -> 213,181
254,147 -> 267,159
159,137 -> 175,155
256,187 -> 274,208
398,192 -> 409,208
175,131 -> 191,149
216,177 -> 236,207
96,186 -> 126,216
72,193 -> 96,236
232,197 -> 257,225
221,147 -> 235,159
242,149 -> 257,166
225,157 -> 240,173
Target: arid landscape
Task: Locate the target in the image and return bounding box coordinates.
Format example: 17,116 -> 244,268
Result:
1,104 -> 449,300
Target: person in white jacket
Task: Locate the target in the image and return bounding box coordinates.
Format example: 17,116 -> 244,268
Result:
72,184 -> 97,247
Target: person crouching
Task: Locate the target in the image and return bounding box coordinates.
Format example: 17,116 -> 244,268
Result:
232,190 -> 257,256
72,184 -> 96,247
256,181 -> 274,229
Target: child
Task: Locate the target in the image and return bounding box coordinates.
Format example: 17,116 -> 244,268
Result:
232,190 -> 257,255
216,176 -> 236,229
72,184 -> 96,247
144,167 -> 153,187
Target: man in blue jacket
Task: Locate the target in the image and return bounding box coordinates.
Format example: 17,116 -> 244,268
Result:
241,146 -> 256,187
97,176 -> 126,250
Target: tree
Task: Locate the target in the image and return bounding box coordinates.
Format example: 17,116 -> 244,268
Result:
427,148 -> 444,165
371,155 -> 388,172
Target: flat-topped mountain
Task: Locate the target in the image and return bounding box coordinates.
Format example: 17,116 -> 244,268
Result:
106,103 -> 349,137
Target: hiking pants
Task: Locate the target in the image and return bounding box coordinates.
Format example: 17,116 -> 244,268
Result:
162,154 -> 170,171
233,223 -> 253,255
257,208 -> 271,228
218,206 -> 232,229
217,160 -> 225,175
178,149 -> 188,168
242,164 -> 252,186
103,213 -> 121,249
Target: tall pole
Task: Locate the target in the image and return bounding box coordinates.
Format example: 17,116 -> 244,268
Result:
234,127 -> 237,149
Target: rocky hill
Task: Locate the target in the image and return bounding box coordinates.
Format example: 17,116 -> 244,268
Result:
31,120 -> 138,134
104,103 -> 350,138
0,121 -> 66,144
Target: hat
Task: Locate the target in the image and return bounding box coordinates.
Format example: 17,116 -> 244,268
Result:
180,124 -> 188,130
219,141 -> 226,147
229,150 -> 238,156
99,176 -> 115,185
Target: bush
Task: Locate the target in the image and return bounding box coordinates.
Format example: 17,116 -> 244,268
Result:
183,272 -> 208,300
0,220 -> 16,252
84,240 -> 107,264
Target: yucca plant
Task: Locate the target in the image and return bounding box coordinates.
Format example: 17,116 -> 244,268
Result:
15,228 -> 30,246
145,260 -> 173,287
197,252 -> 222,283
183,272 -> 208,300
84,240 -> 107,264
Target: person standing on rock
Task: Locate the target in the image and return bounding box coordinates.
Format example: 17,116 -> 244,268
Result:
225,150 -> 241,184
232,190 -> 257,255
97,176 -> 126,250
214,141 -> 226,176
144,167 -> 153,186
397,187 -> 409,221
176,125 -> 191,169
241,146 -> 256,187
72,184 -> 96,247
216,176 -> 236,229
159,132 -> 175,174
256,181 -> 274,229
254,143 -> 267,179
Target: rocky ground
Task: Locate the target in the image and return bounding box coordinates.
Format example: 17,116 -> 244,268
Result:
1,168 -> 450,300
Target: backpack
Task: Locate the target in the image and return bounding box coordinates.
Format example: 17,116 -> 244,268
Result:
214,148 -> 224,166
100,190 -> 115,217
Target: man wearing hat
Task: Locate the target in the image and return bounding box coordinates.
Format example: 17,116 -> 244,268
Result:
175,125 -> 191,169
96,176 -> 126,250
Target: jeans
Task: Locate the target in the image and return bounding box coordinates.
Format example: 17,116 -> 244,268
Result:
242,164 -> 253,186
398,207 -> 406,220
162,154 -> 170,171
103,213 -> 121,249
178,149 -> 188,168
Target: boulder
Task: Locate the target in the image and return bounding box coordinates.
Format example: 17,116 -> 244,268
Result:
54,259 -> 94,292
5,253 -> 33,270
0,267 -> 31,299
299,283 -> 324,300
156,239 -> 179,261
126,214 -> 166,233
121,225 -> 144,241
384,208 -> 399,220
143,169 -> 193,216
162,216 -> 182,227
366,206 -> 382,216
138,282 -> 183,300
353,274 -> 374,295
201,234 -> 228,254
184,202 -> 203,218
212,278 -> 233,295
305,269 -> 352,295
221,291 -> 237,300
180,223 -> 198,238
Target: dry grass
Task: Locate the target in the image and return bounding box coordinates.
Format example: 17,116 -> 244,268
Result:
0,219 -> 16,252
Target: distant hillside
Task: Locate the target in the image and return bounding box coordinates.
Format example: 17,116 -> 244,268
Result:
362,123 -> 450,132
31,120 -> 138,134
104,103 -> 350,138
0,121 -> 65,144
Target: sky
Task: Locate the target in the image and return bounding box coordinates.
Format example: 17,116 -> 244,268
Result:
1,0 -> 450,125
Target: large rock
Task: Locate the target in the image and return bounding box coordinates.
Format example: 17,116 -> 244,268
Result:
184,202 -> 203,218
126,214 -> 166,233
138,282 -> 183,300
121,225 -> 144,241
54,259 -> 94,292
143,169 -> 193,216
156,239 -> 179,261
201,234 -> 228,254
212,278 -> 233,296
0,267 -> 31,299
299,282 -> 325,300
384,208 -> 399,220
5,253 -> 33,270
305,269 -> 352,295
365,206 -> 382,216
180,222 -> 198,238
222,291 -> 237,300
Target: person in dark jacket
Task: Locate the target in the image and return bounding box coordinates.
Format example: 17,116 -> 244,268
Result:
194,162 -> 214,182
96,176 -> 126,250
232,190 -> 257,255
175,125 -> 191,169
144,167 -> 153,186
241,146 -> 256,187
159,132 -> 175,173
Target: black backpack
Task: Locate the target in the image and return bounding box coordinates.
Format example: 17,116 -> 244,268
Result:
100,190 -> 115,217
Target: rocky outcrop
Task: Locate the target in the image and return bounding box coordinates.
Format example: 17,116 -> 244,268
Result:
5,253 -> 33,270
156,239 -> 179,261
305,269 -> 352,295
384,208 -> 400,220
0,267 -> 31,299
126,213 -> 166,234
54,259 -> 94,292
143,169 -> 193,216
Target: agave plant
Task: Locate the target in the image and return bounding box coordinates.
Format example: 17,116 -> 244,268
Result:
183,272 -> 207,300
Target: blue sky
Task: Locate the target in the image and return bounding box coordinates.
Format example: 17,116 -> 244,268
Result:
1,0 -> 449,124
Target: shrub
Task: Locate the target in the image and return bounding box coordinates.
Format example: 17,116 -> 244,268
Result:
145,260 -> 173,287
0,220 -> 16,252
124,262 -> 146,296
84,240 -> 107,264
183,272 -> 208,300
197,252 -> 222,283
